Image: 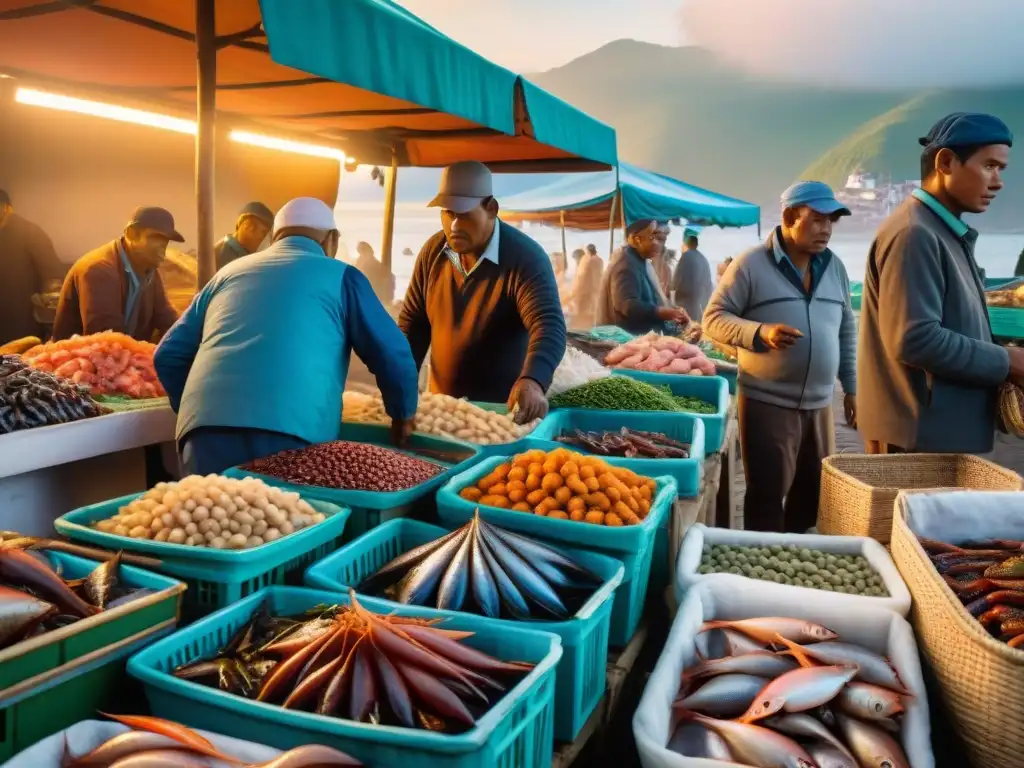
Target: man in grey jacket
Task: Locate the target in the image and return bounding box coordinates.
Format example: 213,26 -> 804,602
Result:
859,112 -> 1024,454
704,182 -> 856,532
672,228 -> 714,320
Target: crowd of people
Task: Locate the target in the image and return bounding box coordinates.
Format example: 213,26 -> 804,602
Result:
0,110 -> 1017,538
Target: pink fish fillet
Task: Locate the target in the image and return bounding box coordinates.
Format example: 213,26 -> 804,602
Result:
737,664 -> 859,723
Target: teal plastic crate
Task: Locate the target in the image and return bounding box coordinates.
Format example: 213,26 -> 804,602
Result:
224,426 -> 482,539
127,587 -> 562,768
304,518 -> 624,742
55,498 -> 350,620
528,411 -> 704,498
610,371 -> 729,455
436,456 -> 677,647
989,306 -> 1024,340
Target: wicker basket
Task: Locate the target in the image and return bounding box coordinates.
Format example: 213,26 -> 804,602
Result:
891,492 -> 1024,768
818,453 -> 1022,544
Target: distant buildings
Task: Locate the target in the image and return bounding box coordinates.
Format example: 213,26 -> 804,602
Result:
833,169 -> 919,228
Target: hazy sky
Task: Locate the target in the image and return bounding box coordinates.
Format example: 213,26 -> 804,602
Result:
395,0 -> 684,72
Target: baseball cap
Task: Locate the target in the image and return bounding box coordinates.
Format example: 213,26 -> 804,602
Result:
780,181 -> 851,217
238,201 -> 274,226
919,112 -> 1013,151
427,161 -> 493,214
128,206 -> 184,242
273,197 -> 336,235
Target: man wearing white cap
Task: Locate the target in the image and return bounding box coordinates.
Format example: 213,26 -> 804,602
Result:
154,197 -> 418,474
399,161 -> 565,422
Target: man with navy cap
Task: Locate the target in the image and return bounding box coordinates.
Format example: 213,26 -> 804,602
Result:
214,201 -> 274,271
53,206 -> 181,341
155,197 -> 418,475
399,161 -> 565,423
859,112 -> 1024,454
704,181 -> 857,532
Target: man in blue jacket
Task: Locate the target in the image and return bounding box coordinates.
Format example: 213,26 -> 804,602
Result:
704,182 -> 856,533
155,198 -> 418,475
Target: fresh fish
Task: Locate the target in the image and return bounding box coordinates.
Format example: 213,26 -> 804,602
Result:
248,744 -> 362,767
100,713 -> 241,764
395,659 -> 475,726
262,617 -> 334,655
436,519 -> 474,611
349,642 -> 378,723
475,529 -> 530,619
82,551 -> 121,609
677,710 -> 816,768
373,645 -> 414,727
965,589 -> 1024,617
835,682 -> 905,720
358,526 -> 466,593
737,664 -> 859,723
398,526 -> 471,604
686,651 -> 798,682
0,585 -> 55,646
700,617 -> 838,645
468,521 -> 500,618
667,721 -> 733,760
258,625 -> 338,701
837,713 -> 911,768
478,522 -> 567,618
808,744 -> 859,768
63,732 -> 191,767
675,674 -> 769,718
695,628 -> 765,660
317,641 -> 362,716
766,713 -> 857,764
775,636 -> 909,693
103,750 -> 212,767
485,521 -> 599,586
722,628 -> 767,656
395,622 -> 532,675
918,537 -> 963,554
0,549 -> 98,617
105,589 -> 158,610
985,556 -> 1024,579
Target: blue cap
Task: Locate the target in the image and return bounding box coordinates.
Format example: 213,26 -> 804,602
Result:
919,112 -> 1013,151
780,181 -> 851,216
238,201 -> 274,225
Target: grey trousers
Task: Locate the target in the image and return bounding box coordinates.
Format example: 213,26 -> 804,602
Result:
738,394 -> 834,533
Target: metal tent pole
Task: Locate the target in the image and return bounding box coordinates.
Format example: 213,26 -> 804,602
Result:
559,209 -> 567,263
195,0 -> 217,288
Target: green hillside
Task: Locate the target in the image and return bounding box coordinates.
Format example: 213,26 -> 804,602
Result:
531,41 -> 1024,229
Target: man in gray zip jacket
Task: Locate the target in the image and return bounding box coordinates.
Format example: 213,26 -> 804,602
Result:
859,112 -> 1024,454
704,182 -> 856,533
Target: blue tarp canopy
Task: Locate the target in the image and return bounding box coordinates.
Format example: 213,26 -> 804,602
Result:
499,162 -> 759,229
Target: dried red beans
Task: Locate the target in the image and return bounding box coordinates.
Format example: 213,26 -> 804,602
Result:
245,440 -> 443,492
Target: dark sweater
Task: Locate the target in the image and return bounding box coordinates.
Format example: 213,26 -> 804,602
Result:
598,246 -> 672,335
0,213 -> 64,343
398,223 -> 566,402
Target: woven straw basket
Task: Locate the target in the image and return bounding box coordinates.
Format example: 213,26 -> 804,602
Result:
818,453 -> 1022,544
891,493 -> 1024,768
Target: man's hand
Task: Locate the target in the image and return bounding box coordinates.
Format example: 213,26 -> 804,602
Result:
758,323 -> 804,350
390,417 -> 415,447
844,393 -> 857,427
1007,347 -> 1024,387
657,306 -> 690,325
508,378 -> 549,424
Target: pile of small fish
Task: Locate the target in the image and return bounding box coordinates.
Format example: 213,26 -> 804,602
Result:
670,616 -> 911,768
62,713 -> 361,767
358,513 -> 602,620
555,427 -> 690,458
173,590 -> 534,734
0,547 -> 150,649
0,354 -> 105,434
920,535 -> 1024,648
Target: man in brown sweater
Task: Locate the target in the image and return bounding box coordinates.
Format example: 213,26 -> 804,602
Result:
0,189 -> 64,344
52,206 -> 180,342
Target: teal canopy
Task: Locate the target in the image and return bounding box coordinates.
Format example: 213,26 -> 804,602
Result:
499,162 -> 759,229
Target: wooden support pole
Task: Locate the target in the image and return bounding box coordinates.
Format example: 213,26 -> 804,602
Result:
380,149 -> 398,278
559,209 -> 567,263
620,194 -> 627,240
194,0 -> 217,289
607,193 -> 618,258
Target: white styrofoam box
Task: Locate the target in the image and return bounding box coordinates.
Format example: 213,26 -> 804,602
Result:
5,721 -> 287,767
633,579 -> 934,768
675,524 -> 912,616
899,489 -> 1024,542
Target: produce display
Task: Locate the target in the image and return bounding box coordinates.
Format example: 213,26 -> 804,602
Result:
22,332 -> 165,399
549,375 -> 717,415
244,441 -> 444,493
986,283 -> 1024,307
920,535 -> 1024,648
342,390 -> 539,445
0,354 -> 105,434
64,713 -> 362,767
547,345 -> 612,397
699,340 -> 737,364
672,616 -> 910,767
604,333 -> 717,376
173,591 -> 534,733
458,447 -> 657,526
0,548 -> 153,648
91,475 -> 326,550
998,382 -> 1024,437
359,513 -> 602,619
556,427 -> 690,458
698,544 -> 890,597
0,335 -> 42,356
